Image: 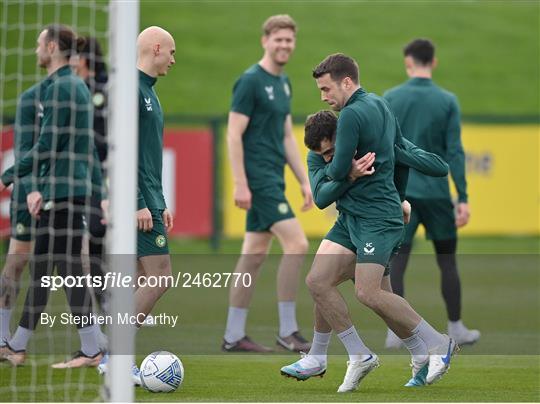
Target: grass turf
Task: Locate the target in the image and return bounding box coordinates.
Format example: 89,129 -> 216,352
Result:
2,2 -> 538,118
0,236 -> 538,401
1,355 -> 539,402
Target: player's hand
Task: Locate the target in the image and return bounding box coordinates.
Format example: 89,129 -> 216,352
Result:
300,182 -> 314,212
137,208 -> 153,232
455,202 -> 470,227
402,200 -> 411,224
100,199 -> 109,225
162,208 -> 173,232
27,191 -> 43,219
234,183 -> 252,210
0,180 -> 6,192
348,152 -> 375,181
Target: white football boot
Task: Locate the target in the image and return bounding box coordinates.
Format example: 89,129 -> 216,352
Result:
337,354 -> 379,393
426,336 -> 459,384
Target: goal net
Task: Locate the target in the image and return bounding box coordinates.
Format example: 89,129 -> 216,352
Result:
0,1 -> 137,401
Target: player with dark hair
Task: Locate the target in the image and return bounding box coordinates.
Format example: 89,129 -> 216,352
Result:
0,24 -> 103,368
295,53 -> 458,389
71,36 -> 109,316
281,109 -> 450,390
384,38 -> 478,348
223,14 -> 313,353
0,78 -> 51,348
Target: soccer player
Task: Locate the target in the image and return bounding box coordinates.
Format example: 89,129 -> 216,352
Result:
223,14 -> 313,353
97,25 -> 176,384
384,39 -> 479,348
307,53 -> 457,387
71,36 -> 109,314
0,24 -> 102,368
281,110 -> 450,390
0,79 -> 51,347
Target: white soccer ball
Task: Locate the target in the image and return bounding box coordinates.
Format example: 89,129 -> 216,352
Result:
140,351 -> 184,393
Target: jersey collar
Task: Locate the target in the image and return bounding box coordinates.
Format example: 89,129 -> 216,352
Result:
139,69 -> 157,86
344,87 -> 367,107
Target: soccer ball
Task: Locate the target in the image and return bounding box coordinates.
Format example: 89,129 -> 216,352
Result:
140,351 -> 184,393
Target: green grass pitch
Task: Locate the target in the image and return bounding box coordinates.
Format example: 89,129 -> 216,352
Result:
0,236 -> 538,402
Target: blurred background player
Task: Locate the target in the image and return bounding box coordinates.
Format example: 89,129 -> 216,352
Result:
98,25 -> 176,384
71,36 -> 109,315
384,38 -> 479,348
0,77 -> 51,347
0,24 -> 102,368
223,14 -> 313,353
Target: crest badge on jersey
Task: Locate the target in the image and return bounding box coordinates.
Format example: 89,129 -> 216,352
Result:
93,92 -> 105,107
283,82 -> 290,98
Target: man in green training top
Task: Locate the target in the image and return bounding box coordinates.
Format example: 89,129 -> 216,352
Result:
223,14 -> 313,353
383,39 -> 479,348
300,53 -> 458,389
0,24 -> 102,368
281,110 -> 450,390
0,78 -> 51,349
97,25 -> 176,385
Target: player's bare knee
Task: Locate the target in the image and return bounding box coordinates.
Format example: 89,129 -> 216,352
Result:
240,252 -> 268,271
305,271 -> 329,295
355,286 -> 379,309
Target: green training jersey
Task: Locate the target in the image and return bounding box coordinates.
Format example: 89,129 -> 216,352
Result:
384,77 -> 467,202
324,88 -> 402,220
308,137 -> 448,210
137,70 -> 166,210
230,64 -> 292,191
9,79 -> 51,204
2,65 -> 100,202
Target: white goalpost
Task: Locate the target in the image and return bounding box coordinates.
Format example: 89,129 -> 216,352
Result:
106,0 -> 139,402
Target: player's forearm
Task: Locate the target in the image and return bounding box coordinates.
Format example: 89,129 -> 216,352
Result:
227,132 -> 248,186
449,155 -> 468,203
308,157 -> 352,209
395,140 -> 449,177
313,177 -> 353,209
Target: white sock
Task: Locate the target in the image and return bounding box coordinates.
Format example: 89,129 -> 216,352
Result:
308,329 -> 331,365
0,308 -> 13,343
278,301 -> 298,338
9,326 -> 33,351
337,326 -> 372,362
224,307 -> 248,343
95,325 -> 108,350
402,333 -> 429,364
78,324 -> 100,357
386,328 -> 400,341
448,319 -> 465,334
413,319 -> 447,352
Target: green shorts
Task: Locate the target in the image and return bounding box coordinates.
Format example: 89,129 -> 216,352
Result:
10,198 -> 32,242
137,209 -> 169,258
325,213 -> 403,276
246,188 -> 295,232
403,198 -> 457,244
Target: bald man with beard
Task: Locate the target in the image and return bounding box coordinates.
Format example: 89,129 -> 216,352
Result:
98,26 -> 176,384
